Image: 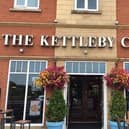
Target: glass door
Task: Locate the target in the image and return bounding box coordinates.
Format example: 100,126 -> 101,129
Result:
69,75 -> 102,123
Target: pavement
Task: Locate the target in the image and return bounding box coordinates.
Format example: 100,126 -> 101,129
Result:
68,123 -> 102,129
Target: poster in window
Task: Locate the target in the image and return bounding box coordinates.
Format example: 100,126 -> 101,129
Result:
29,100 -> 41,116
32,77 -> 41,91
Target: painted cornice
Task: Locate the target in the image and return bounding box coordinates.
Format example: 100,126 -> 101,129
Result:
0,22 -> 117,29
0,55 -> 129,62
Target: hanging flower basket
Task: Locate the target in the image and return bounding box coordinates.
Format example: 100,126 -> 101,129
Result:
34,66 -> 68,89
104,65 -> 129,90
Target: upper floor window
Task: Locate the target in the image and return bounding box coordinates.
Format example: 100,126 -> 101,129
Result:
75,0 -> 99,11
14,0 -> 39,9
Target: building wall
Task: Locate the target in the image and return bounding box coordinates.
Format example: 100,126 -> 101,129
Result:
0,26 -> 55,112
117,30 -> 129,58
55,28 -> 116,60
117,0 -> 129,123
116,0 -> 129,24
55,0 -> 116,129
0,26 -> 55,57
0,2 -> 56,127
55,0 -> 116,59
56,0 -> 116,25
0,0 -> 56,23
0,0 -> 121,129
117,0 -> 129,58
0,59 -> 9,109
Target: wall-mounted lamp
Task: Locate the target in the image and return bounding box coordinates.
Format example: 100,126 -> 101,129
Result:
115,20 -> 119,25
84,50 -> 88,55
53,19 -> 58,23
19,48 -> 24,53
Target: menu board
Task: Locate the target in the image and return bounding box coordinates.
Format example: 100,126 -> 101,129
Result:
29,100 -> 41,116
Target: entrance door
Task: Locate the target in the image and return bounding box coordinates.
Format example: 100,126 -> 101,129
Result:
68,75 -> 102,123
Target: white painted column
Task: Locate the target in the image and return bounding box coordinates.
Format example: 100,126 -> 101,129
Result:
103,79 -> 108,129
63,83 -> 67,129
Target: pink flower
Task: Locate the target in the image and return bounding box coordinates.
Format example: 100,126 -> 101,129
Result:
104,67 -> 129,90
36,66 -> 69,89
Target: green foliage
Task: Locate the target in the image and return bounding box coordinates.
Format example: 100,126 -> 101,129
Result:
46,90 -> 67,122
110,90 -> 126,121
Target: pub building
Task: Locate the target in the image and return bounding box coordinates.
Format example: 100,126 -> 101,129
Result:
1,0 -> 129,129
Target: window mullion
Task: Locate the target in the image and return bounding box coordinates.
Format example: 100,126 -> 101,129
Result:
32,61 -> 35,72
96,0 -> 99,11
85,62 -> 86,73
23,61 -> 29,120
86,0 -> 88,10
21,61 -> 23,72
75,0 -> 77,10
37,0 -> 39,8
14,0 -> 17,7
25,0 -> 28,7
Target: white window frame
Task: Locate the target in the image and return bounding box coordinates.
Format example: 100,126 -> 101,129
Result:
74,0 -> 99,11
14,0 -> 40,9
65,61 -> 105,75
5,60 -> 47,126
124,62 -> 129,71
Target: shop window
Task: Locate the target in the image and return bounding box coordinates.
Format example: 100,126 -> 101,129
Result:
6,60 -> 47,125
75,0 -> 99,11
65,61 -> 105,74
14,0 -> 39,9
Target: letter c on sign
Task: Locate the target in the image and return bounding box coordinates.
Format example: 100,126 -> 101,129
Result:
121,37 -> 129,48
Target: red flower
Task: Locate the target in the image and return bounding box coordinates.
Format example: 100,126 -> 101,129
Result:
104,67 -> 129,90
35,66 -> 69,89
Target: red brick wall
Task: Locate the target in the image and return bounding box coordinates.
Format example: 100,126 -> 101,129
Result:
0,59 -> 9,109
0,26 -> 55,56
117,30 -> 129,58
0,0 -> 56,110
0,0 -> 57,23
117,0 -> 129,57
117,0 -> 129,24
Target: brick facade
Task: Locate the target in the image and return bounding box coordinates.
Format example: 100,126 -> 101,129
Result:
0,0 -> 128,129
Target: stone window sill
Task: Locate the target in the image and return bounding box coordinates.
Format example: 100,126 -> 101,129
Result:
9,8 -> 42,13
71,10 -> 102,14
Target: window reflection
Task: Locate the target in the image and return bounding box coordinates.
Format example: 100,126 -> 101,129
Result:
77,0 -> 85,8
88,0 -> 97,9
7,74 -> 26,120
25,75 -> 44,123
7,60 -> 46,124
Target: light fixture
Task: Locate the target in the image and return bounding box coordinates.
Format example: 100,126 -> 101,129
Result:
19,48 -> 24,53
84,50 -> 88,55
53,19 -> 58,23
